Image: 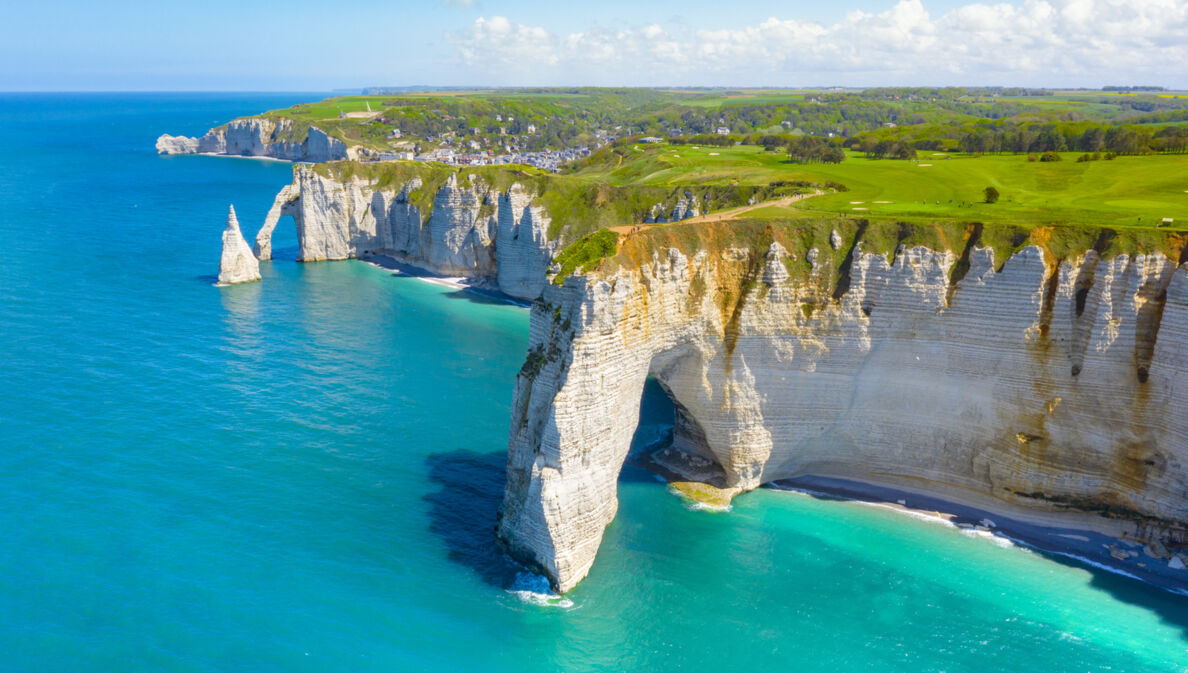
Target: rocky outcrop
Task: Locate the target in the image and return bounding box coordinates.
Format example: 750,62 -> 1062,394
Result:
218,205 -> 261,285
156,118 -> 349,162
155,134 -> 199,154
254,185 -> 299,261
255,166 -> 561,300
498,223 -> 1188,592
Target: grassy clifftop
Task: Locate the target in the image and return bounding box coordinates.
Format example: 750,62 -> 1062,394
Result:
308,160 -> 819,241
585,218 -> 1188,297
570,144 -> 1188,230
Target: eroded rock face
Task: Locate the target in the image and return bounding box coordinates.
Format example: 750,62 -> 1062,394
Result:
155,134 -> 199,154
254,166 -> 562,300
498,241 -> 1188,592
218,205 -> 261,285
155,119 -> 348,162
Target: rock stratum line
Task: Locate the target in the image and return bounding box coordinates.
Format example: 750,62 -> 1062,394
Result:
497,220 -> 1188,592
220,162 -> 1187,593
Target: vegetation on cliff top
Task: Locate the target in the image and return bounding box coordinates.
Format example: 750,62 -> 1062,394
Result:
599,218 -> 1188,296
552,230 -> 619,283
309,160 -> 816,241
245,86 -> 1188,155
568,144 -> 1187,230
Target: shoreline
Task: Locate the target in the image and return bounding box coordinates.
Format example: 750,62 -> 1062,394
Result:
768,475 -> 1188,597
630,442 -> 1188,596
195,152 -> 294,163
360,254 -> 531,307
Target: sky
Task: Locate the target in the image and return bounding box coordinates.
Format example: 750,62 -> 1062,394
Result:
1,0 -> 1185,91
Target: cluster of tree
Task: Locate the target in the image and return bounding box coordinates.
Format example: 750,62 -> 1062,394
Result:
852,138 -> 918,160
1028,152 -> 1062,162
853,120 -> 1188,156
1075,152 -> 1117,162
785,136 -> 846,163
669,134 -> 736,146
1103,86 -> 1166,92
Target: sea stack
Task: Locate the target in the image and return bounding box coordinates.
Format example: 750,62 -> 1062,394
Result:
218,205 -> 262,285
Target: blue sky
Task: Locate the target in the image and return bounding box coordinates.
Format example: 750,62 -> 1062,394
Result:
2,0 -> 1185,90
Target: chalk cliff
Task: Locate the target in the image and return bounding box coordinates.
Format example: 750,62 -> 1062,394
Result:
218,205 -> 262,285
497,220 -> 1188,592
156,118 -> 349,162
251,163 -> 800,300
254,165 -> 559,299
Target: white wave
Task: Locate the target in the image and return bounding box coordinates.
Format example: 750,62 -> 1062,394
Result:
666,485 -> 732,513
507,572 -> 574,608
688,500 -> 732,513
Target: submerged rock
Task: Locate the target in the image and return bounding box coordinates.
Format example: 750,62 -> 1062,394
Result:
218,205 -> 261,285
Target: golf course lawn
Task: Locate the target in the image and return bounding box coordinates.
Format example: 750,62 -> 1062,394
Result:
573,145 -> 1188,230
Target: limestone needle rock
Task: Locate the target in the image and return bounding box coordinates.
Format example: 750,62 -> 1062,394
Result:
218,205 -> 261,285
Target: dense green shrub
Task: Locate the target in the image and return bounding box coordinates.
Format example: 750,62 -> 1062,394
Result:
552,229 -> 619,283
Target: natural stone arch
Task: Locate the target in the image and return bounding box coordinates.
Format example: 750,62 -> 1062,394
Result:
498,236 -> 1188,594
497,331 -> 732,593
253,184 -> 300,261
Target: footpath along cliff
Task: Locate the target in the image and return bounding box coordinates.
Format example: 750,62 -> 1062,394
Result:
496,219 -> 1188,592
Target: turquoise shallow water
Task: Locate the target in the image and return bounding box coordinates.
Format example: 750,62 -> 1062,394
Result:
0,93 -> 1186,672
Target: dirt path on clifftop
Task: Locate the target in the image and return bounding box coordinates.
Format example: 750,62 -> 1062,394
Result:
608,190 -> 823,237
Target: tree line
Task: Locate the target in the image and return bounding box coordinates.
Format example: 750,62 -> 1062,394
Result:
851,121 -> 1188,155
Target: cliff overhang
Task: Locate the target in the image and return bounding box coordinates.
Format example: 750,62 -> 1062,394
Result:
497,217 -> 1188,592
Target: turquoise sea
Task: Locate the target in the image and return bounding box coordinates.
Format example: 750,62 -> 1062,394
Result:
0,93 -> 1185,672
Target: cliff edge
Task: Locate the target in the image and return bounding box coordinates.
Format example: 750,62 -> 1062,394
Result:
497,219 -> 1188,592
252,162 -> 813,300
156,118 -> 349,162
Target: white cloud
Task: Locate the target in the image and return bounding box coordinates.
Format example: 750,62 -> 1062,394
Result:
445,0 -> 1188,86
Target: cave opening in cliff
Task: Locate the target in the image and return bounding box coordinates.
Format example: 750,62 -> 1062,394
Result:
626,376 -> 727,487
628,378 -> 676,460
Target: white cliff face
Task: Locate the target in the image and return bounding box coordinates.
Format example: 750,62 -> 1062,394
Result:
156,119 -> 348,162
155,134 -> 199,154
498,236 -> 1188,592
255,166 -> 562,299
218,206 -> 261,285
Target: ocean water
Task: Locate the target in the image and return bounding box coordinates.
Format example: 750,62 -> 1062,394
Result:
0,93 -> 1185,672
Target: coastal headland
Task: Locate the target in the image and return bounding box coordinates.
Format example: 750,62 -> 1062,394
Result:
186,87 -> 1188,595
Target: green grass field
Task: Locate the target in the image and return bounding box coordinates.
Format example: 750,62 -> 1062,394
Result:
262,96 -> 394,120
569,145 -> 1188,230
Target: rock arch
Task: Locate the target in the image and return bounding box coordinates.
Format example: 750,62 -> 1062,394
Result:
253,184 -> 300,261
498,240 -> 1188,593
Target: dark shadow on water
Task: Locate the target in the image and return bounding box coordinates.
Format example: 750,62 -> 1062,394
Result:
195,274 -> 219,284
423,450 -> 521,589
1081,564 -> 1188,637
440,288 -> 530,307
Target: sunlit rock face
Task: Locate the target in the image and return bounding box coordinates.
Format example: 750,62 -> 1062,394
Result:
217,205 -> 261,285
498,234 -> 1188,592
254,166 -> 560,300
156,119 -> 348,162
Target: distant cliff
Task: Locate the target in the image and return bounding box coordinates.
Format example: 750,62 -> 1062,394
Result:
497,219 -> 1188,592
252,162 -> 814,300
156,118 -> 349,162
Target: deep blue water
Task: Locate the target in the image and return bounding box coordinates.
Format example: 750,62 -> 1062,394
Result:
0,93 -> 1185,672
